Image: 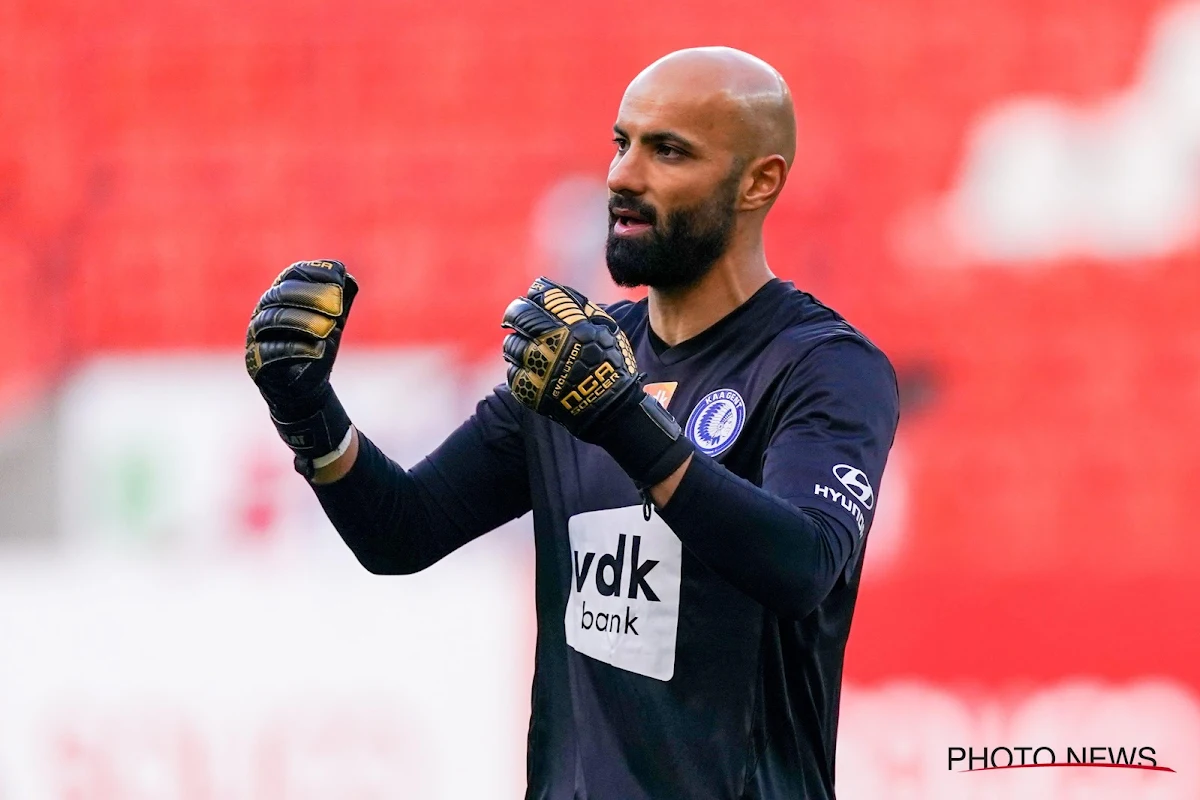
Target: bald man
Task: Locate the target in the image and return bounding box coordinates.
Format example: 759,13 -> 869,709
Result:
246,47 -> 898,800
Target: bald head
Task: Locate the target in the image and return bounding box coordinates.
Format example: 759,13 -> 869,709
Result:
626,47 -> 796,167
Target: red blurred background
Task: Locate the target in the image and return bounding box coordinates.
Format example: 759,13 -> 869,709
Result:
3,0 -> 1199,794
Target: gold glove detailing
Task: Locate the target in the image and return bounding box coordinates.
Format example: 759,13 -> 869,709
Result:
616,329 -> 637,374
264,279 -> 345,316
250,306 -> 337,339
510,370 -> 542,407
245,341 -> 262,379
505,328 -> 563,407
542,288 -> 588,325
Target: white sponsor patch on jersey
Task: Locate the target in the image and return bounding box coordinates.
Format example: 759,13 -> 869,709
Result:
565,505 -> 683,681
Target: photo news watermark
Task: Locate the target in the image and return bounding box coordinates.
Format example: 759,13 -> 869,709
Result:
949,746 -> 1175,773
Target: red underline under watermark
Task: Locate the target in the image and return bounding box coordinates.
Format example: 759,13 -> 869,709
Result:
964,763 -> 1176,774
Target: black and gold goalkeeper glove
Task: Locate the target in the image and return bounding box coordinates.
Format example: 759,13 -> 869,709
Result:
502,277 -> 693,490
245,259 -> 358,476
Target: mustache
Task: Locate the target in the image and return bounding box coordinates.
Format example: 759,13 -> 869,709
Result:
608,195 -> 659,226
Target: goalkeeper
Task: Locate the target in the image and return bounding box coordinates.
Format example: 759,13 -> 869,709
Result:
246,47 -> 898,800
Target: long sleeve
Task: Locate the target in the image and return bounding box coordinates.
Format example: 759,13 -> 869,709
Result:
311,388 -> 532,574
656,336 -> 899,619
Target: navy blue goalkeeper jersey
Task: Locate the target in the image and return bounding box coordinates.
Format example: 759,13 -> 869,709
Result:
312,279 -> 899,799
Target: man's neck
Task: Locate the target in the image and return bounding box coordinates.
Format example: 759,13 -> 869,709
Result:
647,238 -> 774,347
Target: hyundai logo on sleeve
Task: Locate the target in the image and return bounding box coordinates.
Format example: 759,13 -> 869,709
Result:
833,464 -> 874,509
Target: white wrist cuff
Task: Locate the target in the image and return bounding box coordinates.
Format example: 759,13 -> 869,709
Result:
311,426 -> 355,469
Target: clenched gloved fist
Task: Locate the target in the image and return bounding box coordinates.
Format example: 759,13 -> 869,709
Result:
246,259 -> 358,476
502,277 -> 693,490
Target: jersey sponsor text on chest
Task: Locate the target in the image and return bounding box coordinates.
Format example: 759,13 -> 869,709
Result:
565,506 -> 683,681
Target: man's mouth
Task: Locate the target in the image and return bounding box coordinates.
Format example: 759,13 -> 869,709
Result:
611,207 -> 654,237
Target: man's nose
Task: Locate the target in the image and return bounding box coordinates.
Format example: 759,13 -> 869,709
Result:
607,147 -> 647,197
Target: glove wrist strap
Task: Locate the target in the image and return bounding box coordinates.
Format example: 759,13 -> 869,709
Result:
312,426 -> 355,468
269,388 -> 352,470
589,391 -> 694,489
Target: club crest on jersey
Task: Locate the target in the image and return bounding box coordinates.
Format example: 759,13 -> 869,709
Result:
685,388 -> 745,456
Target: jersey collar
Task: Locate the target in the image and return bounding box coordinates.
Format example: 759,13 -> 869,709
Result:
644,278 -> 793,366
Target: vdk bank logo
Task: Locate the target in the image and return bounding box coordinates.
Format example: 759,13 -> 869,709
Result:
565,505 -> 683,681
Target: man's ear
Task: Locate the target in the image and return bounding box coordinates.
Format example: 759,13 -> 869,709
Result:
739,154 -> 788,212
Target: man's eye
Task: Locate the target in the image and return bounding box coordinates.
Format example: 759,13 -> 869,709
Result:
657,144 -> 682,158
613,138 -> 628,153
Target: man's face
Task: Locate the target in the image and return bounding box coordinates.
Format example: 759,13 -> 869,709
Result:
605,88 -> 745,290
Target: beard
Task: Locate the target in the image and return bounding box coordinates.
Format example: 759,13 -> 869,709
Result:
605,167 -> 741,291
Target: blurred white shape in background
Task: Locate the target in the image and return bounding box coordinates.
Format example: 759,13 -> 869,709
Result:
530,175 -> 623,304
20,351 -> 536,798
860,435 -> 911,578
56,351 -> 463,560
897,2 -> 1200,265
0,548 -> 531,799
